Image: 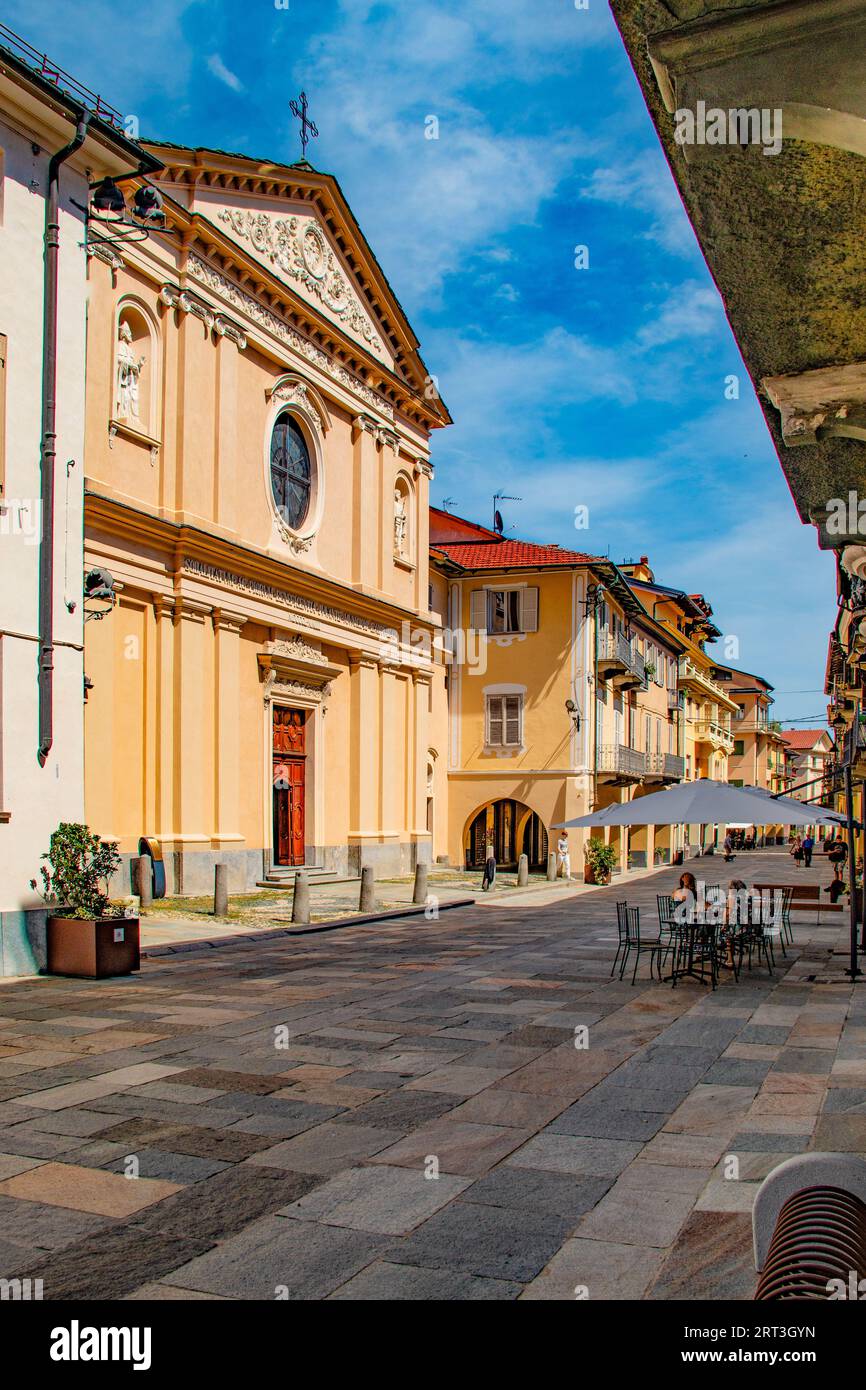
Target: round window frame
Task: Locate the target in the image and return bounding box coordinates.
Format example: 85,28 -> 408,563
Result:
269,413 -> 313,532
263,392 -> 324,549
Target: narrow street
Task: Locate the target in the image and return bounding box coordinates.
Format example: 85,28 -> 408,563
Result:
0,847 -> 858,1300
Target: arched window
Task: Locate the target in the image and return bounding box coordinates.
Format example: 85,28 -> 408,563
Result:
270,413 -> 311,531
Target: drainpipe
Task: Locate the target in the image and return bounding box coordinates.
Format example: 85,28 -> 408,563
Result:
38,111 -> 91,766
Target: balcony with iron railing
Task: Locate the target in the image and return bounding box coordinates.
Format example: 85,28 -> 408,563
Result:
841,721 -> 866,770
646,751 -> 685,782
597,632 -> 645,690
597,743 -> 648,781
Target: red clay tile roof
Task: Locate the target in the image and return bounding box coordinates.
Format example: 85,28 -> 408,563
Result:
781,728 -> 832,750
433,539 -> 604,570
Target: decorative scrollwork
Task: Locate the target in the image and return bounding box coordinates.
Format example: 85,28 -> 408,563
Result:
217,208 -> 383,356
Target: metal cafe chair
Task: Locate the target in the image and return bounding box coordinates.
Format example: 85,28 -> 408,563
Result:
779,886 -> 794,948
614,904 -> 662,985
612,901 -> 630,979
697,890 -> 727,989
733,893 -> 776,977
656,894 -> 679,971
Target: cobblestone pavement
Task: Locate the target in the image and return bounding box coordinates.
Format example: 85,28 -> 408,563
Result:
0,847 -> 861,1301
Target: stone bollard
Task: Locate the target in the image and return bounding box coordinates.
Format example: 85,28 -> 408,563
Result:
359,865 -> 376,913
136,855 -> 153,910
413,862 -> 429,906
517,853 -> 529,887
547,853 -> 557,882
214,863 -> 228,917
292,870 -> 310,925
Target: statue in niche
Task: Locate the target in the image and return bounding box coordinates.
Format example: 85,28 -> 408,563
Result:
394,488 -> 407,556
116,320 -> 146,421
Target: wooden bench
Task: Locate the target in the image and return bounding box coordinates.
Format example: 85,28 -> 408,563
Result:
753,882 -> 843,921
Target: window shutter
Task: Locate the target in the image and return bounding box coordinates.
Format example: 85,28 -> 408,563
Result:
521,587 -> 538,632
505,695 -> 521,746
487,697 -> 503,746
470,589 -> 487,632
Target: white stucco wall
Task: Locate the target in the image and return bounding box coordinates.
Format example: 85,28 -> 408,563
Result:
0,110 -> 88,968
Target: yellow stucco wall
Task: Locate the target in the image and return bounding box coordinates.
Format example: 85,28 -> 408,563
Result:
82,172 -> 442,894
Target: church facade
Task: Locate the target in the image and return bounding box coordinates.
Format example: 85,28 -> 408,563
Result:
83,145 -> 450,894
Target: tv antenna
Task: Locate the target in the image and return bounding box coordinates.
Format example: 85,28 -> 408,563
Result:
441,496 -> 455,511
493,492 -> 521,534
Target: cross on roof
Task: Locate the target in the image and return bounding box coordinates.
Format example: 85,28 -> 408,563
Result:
289,91 -> 319,161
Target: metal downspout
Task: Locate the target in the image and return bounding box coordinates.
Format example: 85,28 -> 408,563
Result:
38,112 -> 91,765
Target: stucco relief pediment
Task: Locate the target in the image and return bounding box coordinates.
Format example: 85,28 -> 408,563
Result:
215,206 -> 388,365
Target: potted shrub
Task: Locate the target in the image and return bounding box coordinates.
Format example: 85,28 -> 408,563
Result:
32,823 -> 139,979
584,839 -> 618,885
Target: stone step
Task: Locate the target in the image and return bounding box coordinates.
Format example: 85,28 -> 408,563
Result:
255,868 -> 358,889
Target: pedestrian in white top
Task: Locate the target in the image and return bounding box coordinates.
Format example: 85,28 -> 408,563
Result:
557,831 -> 572,880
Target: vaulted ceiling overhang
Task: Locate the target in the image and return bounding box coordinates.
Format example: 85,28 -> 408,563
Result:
141,143 -> 451,435
610,0 -> 866,554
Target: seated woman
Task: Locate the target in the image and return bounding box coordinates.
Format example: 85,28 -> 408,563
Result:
672,871 -> 698,922
720,879 -> 750,965
725,879 -> 749,924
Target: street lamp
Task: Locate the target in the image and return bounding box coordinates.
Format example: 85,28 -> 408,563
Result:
566,698 -> 581,732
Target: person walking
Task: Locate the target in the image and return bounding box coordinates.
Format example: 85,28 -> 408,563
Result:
723,832 -> 735,863
802,833 -> 814,868
556,830 -> 572,880
790,835 -> 804,868
481,844 -> 496,892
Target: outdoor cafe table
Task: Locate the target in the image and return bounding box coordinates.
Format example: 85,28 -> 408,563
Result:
665,892 -> 782,987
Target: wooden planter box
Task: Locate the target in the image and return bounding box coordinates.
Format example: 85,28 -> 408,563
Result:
46,916 -> 140,979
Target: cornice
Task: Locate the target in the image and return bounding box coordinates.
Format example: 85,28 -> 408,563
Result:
83,488 -> 439,636
185,252 -> 396,423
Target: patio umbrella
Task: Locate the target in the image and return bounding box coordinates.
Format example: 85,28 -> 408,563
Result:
738,784 -> 847,827
554,778 -> 850,829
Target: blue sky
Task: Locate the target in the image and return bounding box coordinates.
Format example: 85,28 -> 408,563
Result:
7,0 -> 834,725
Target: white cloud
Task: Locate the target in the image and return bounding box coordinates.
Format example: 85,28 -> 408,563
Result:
636,280 -> 725,349
207,53 -> 244,94
581,154 -> 698,258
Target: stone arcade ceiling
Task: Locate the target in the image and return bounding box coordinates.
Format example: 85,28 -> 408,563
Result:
609,0 -> 866,545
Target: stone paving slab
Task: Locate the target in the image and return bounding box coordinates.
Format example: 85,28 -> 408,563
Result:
162,1214 -> 388,1300
0,847 -> 859,1300
280,1164 -> 471,1235
0,1162 -> 181,1216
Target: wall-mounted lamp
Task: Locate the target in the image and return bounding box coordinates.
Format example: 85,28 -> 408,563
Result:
83,566 -> 118,622
584,582 -> 604,617
86,177 -> 166,246
566,698 -> 581,732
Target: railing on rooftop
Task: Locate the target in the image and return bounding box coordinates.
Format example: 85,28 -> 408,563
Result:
0,22 -> 126,130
